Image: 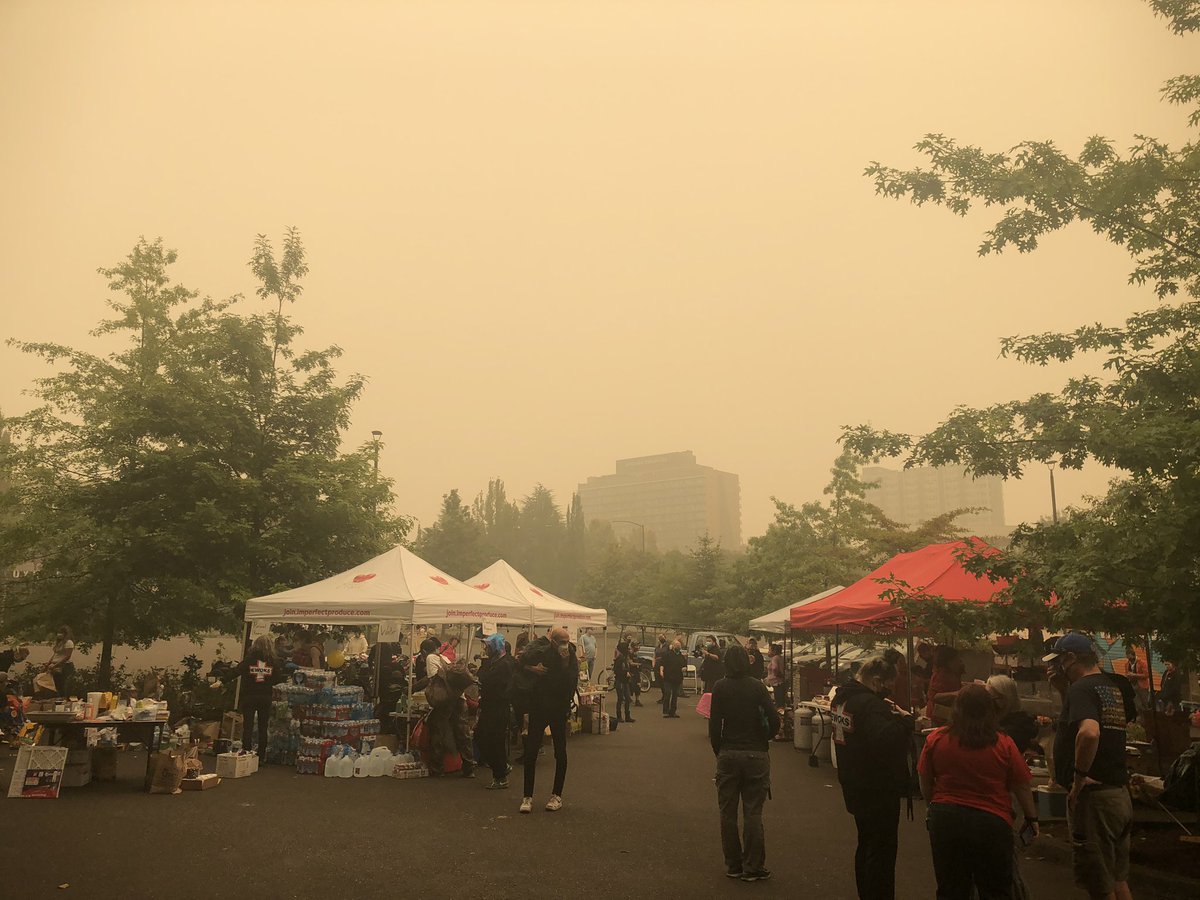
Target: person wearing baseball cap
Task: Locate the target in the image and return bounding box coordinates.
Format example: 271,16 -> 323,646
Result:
1044,632 -> 1132,899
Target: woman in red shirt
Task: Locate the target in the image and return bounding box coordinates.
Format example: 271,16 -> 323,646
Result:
918,683 -> 1038,900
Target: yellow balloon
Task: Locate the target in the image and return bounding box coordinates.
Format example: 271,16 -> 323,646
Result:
327,650 -> 346,669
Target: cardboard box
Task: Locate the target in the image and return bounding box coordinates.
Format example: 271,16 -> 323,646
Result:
92,747 -> 118,782
220,711 -> 243,743
216,752 -> 258,778
181,773 -> 221,791
62,749 -> 92,788
374,733 -> 399,752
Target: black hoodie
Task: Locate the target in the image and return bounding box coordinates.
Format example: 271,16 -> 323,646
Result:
829,680 -> 914,814
518,636 -> 579,712
228,651 -> 280,702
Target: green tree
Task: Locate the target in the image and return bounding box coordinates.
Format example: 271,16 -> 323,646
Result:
844,1 -> 1200,661
471,478 -> 521,564
0,235 -> 406,685
514,484 -> 566,593
413,489 -> 491,580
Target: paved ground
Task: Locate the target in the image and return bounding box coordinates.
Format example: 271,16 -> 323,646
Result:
0,696 -> 1186,899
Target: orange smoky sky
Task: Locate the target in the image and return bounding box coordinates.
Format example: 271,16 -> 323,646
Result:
1,0 -> 1193,540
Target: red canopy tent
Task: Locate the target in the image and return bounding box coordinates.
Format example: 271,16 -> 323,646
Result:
790,538 -> 1010,711
789,537 -> 1008,633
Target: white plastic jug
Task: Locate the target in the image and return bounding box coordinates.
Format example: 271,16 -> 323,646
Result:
353,754 -> 369,778
324,749 -> 340,778
340,751 -> 356,778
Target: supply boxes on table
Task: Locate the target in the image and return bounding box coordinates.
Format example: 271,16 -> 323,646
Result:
61,749 -> 92,788
216,752 -> 259,779
181,773 -> 221,791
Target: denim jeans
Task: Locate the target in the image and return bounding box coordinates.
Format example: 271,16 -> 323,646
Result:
715,749 -> 771,873
927,802 -> 1014,900
615,682 -> 632,721
240,696 -> 271,756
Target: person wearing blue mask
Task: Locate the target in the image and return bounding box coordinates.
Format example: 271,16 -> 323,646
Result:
476,632 -> 516,789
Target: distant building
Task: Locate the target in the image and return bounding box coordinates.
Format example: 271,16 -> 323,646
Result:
861,464 -> 1007,537
577,451 -> 741,552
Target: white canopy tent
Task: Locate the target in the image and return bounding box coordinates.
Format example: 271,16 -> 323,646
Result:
242,546 -> 531,742
467,560 -> 608,629
748,586 -> 845,634
244,545 -> 530,625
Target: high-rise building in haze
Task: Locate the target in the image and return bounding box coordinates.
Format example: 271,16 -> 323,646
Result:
861,463 -> 1007,537
577,451 -> 741,552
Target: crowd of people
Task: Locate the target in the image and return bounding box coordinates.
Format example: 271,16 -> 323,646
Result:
1,624 -> 1188,898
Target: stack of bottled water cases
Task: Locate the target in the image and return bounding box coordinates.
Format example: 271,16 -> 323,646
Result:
293,682 -> 381,773
266,683 -> 315,766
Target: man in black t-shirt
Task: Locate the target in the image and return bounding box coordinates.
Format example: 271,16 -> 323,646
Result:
1044,633 -> 1132,899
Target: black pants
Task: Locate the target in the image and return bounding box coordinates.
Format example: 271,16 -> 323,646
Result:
716,749 -> 771,873
523,704 -> 568,797
615,682 -> 632,721
241,696 -> 271,755
850,793 -> 901,899
476,705 -> 511,781
927,803 -> 1014,900
662,680 -> 681,715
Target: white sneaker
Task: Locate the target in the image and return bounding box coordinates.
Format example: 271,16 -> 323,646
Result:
519,797 -> 533,814
545,794 -> 563,812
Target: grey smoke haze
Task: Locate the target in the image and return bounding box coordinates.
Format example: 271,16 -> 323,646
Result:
1,1 -> 1192,539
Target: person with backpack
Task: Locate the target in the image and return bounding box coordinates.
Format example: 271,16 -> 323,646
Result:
831,655 -> 915,899
424,658 -> 475,778
709,643 -> 781,883
476,633 -> 516,789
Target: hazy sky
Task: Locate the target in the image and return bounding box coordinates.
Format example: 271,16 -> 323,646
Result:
2,1 -> 1195,542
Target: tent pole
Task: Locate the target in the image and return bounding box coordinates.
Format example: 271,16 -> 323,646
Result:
834,625 -> 840,684
233,621 -> 251,711
1146,633 -> 1164,777
405,602 -> 416,752
373,627 -> 382,703
905,619 -> 915,712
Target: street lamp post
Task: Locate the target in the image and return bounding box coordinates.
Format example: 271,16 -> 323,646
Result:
612,520 -> 645,553
371,430 -> 382,477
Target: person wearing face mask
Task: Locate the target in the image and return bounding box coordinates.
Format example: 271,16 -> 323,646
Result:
830,655 -> 915,900
1044,633 -> 1132,900
518,626 -> 579,814
476,632 -> 516,789
699,634 -> 724,696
